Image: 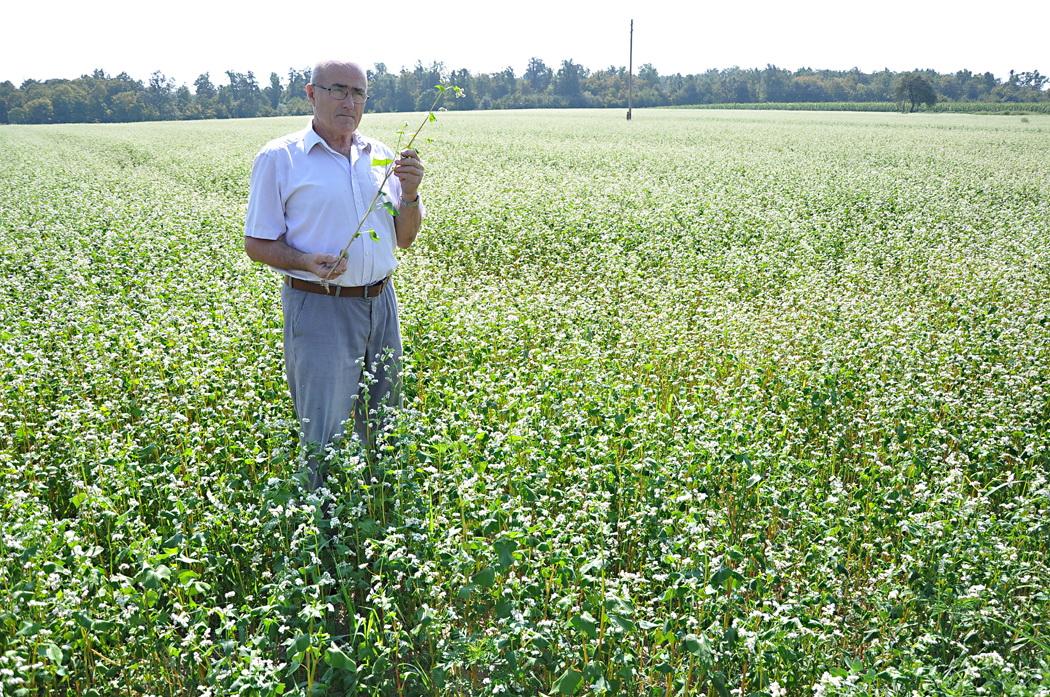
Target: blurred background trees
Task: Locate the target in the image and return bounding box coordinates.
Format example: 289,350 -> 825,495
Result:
2,62 -> 1047,124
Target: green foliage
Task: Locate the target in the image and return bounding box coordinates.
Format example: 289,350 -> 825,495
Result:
2,64 -> 1048,124
895,72 -> 938,112
1,109 -> 1049,695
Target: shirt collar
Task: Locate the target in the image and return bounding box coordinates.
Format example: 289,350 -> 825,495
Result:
303,122 -> 372,155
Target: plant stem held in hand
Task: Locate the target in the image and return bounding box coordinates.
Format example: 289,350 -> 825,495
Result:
322,83 -> 464,287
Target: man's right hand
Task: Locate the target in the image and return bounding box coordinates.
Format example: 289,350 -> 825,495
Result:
245,237 -> 348,280
307,253 -> 347,280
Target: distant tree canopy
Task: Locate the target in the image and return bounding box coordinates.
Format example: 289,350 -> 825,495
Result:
895,72 -> 937,112
2,62 -> 1047,124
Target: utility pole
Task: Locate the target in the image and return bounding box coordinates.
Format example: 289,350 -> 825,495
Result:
627,19 -> 633,121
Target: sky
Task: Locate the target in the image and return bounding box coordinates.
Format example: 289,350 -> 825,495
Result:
2,0 -> 1047,87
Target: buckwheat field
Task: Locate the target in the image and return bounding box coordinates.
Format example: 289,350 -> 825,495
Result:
1,109 -> 1048,696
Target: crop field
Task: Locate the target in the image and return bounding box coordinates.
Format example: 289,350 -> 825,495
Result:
1,109 -> 1049,696
680,103 -> 1050,114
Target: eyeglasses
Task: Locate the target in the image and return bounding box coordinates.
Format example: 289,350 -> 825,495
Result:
314,84 -> 368,104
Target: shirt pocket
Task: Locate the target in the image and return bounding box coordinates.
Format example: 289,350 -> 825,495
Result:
369,165 -> 398,211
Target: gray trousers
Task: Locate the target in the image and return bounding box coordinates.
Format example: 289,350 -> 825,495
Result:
281,279 -> 403,486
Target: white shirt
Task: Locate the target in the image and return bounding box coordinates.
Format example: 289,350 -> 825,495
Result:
244,123 -> 423,286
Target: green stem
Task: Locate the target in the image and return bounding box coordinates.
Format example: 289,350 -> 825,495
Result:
326,88 -> 449,280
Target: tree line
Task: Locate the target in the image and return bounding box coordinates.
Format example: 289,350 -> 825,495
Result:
2,61 -> 1047,124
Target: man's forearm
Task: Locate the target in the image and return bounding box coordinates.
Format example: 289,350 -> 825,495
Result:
245,236 -> 346,280
245,236 -> 311,272
394,200 -> 422,249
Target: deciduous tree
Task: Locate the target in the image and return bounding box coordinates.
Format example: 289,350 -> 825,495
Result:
895,72 -> 937,112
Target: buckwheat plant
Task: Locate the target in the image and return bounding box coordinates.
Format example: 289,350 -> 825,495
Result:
2,109 -> 1048,696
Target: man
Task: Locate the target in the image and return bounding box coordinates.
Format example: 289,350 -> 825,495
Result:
244,59 -> 424,486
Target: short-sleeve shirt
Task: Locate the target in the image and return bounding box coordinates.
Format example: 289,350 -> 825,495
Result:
245,123 -> 423,286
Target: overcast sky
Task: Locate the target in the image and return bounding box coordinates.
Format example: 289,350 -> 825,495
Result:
3,0 -> 1047,87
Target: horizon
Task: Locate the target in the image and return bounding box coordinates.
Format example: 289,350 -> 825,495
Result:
6,60 -> 1041,91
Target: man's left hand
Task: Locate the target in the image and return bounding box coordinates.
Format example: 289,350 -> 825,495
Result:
394,149 -> 424,200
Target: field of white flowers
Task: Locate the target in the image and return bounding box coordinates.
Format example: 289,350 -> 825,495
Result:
1,109 -> 1048,696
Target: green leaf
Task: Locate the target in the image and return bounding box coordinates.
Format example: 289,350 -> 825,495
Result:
382,201 -> 398,217
428,112 -> 436,123
149,548 -> 177,563
368,229 -> 380,242
553,668 -> 583,695
325,643 -> 355,670
473,566 -> 496,588
43,643 -> 63,664
17,621 -> 41,637
136,567 -> 163,590
711,672 -> 731,697
570,611 -> 597,639
494,538 -> 517,569
709,565 -> 744,589
286,633 -> 309,674
288,633 -> 310,657
371,157 -> 393,167
682,633 -> 712,661
580,558 -> 604,575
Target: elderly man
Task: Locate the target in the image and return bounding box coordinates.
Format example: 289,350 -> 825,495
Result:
244,60 -> 424,485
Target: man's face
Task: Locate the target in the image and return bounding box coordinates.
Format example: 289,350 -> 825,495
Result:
307,63 -> 367,137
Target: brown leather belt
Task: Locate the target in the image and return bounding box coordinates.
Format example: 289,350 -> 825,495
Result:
285,275 -> 387,298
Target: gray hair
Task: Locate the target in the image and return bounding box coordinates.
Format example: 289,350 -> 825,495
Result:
310,60 -> 365,85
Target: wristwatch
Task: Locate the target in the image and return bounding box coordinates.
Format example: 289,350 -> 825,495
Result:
400,193 -> 420,209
